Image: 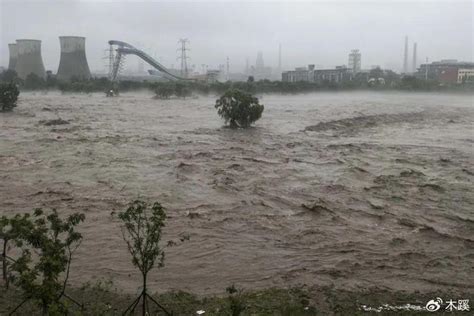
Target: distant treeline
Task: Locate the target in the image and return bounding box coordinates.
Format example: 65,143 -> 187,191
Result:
0,69 -> 472,95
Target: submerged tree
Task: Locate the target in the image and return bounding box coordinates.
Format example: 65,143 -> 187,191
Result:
0,69 -> 19,83
24,73 -> 46,90
0,82 -> 20,112
174,82 -> 192,99
117,200 -> 171,316
154,82 -> 175,99
215,89 -> 264,128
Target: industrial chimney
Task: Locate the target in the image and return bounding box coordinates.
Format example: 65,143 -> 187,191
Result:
56,36 -> 91,81
403,36 -> 408,74
15,39 -> 46,79
412,42 -> 417,74
8,43 -> 18,71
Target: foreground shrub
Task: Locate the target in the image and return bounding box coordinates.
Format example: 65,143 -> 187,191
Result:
215,89 -> 264,128
117,200 -> 171,315
6,209 -> 85,315
0,83 -> 20,112
226,284 -> 246,316
0,214 -> 33,289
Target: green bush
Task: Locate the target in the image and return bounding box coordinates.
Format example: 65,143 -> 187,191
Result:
0,83 -> 20,112
215,89 -> 264,128
0,69 -> 19,83
174,82 -> 192,99
154,82 -> 175,99
24,73 -> 46,90
3,209 -> 85,315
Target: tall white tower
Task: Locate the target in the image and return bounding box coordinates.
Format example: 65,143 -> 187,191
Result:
412,42 -> 417,73
403,36 -> 409,74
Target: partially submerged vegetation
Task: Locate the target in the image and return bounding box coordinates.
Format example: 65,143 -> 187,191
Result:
1,68 -> 472,96
215,89 -> 264,128
0,82 -> 19,112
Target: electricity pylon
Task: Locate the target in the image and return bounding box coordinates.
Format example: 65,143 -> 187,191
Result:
177,39 -> 190,78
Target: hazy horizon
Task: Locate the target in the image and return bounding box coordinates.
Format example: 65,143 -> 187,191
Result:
1,0 -> 473,74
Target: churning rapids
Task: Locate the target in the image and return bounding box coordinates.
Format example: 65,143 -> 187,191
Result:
0,91 -> 473,295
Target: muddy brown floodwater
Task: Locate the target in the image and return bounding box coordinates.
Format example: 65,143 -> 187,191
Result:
0,91 -> 473,296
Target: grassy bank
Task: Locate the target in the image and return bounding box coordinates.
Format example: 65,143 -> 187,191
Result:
1,282 -> 469,315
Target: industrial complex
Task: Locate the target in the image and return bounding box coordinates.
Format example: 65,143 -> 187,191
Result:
4,34 -> 474,85
281,36 -> 474,85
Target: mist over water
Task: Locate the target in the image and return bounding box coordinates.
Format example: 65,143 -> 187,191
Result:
0,91 -> 473,294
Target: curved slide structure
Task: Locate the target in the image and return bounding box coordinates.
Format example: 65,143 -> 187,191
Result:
108,40 -> 193,81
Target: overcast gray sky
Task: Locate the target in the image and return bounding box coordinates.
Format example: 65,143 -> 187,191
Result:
1,0 -> 473,74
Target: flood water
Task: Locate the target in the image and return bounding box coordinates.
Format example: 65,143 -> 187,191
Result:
1,91 -> 473,295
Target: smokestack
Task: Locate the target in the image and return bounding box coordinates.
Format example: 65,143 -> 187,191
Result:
8,44 -> 18,71
57,36 -> 91,81
278,43 -> 281,70
403,36 -> 408,74
412,42 -> 417,73
15,39 -> 46,80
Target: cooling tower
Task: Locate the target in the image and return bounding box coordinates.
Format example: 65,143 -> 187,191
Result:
15,39 -> 46,79
56,36 -> 91,81
8,43 -> 18,71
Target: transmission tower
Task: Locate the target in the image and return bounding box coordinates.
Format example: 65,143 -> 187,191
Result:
102,45 -> 113,77
177,38 -> 190,78
108,44 -> 114,77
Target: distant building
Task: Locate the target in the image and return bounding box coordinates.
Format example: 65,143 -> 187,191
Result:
205,70 -> 220,83
416,60 -> 474,84
282,65 -> 352,83
457,69 -> 474,83
251,51 -> 272,80
313,66 -> 353,83
282,66 -> 311,82
348,49 -> 361,73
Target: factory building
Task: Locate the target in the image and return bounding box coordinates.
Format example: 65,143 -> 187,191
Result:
15,39 -> 46,79
416,60 -> 474,84
282,66 -> 313,82
282,65 -> 352,83
457,69 -> 474,84
8,43 -> 18,71
56,36 -> 91,81
313,66 -> 353,83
